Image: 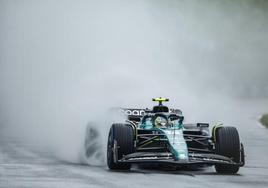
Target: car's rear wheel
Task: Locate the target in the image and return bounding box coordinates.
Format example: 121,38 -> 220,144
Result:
214,127 -> 241,174
107,123 -> 134,170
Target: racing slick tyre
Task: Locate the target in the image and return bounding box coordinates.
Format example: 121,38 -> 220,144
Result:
107,123 -> 134,170
214,127 -> 240,174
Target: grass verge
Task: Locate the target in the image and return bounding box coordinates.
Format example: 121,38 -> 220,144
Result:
260,114 -> 268,128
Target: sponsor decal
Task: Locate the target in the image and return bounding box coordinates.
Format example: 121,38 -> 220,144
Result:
120,108 -> 182,116
121,109 -> 146,116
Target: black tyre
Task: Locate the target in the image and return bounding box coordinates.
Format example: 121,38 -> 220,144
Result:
214,127 -> 241,174
107,123 -> 134,170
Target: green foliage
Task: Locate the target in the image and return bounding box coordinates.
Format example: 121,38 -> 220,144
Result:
260,114 -> 268,128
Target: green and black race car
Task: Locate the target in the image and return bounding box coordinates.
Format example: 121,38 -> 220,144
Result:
107,98 -> 245,174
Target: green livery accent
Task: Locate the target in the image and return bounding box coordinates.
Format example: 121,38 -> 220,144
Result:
160,128 -> 189,161
139,115 -> 188,161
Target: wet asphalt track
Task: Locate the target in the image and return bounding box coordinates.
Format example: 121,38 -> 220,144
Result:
1,100 -> 268,188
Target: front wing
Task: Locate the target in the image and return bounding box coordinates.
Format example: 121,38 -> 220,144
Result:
118,152 -> 245,166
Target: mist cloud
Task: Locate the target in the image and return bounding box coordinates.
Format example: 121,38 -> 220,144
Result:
0,0 -> 267,164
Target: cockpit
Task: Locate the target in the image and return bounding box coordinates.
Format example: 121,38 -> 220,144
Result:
140,113 -> 184,129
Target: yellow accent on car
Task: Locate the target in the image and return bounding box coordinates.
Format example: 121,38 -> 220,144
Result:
152,97 -> 169,102
213,123 -> 223,142
139,136 -> 159,148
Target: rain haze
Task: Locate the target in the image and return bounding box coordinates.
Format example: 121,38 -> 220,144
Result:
0,0 -> 268,187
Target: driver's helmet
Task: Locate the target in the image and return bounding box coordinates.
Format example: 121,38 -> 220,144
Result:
154,116 -> 167,128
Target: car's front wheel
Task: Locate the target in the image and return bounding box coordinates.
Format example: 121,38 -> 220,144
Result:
214,126 -> 241,174
107,123 -> 134,170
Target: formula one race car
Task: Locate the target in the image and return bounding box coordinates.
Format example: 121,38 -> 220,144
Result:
107,98 -> 245,174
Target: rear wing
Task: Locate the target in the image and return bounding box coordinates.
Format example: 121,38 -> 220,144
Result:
120,108 -> 183,122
